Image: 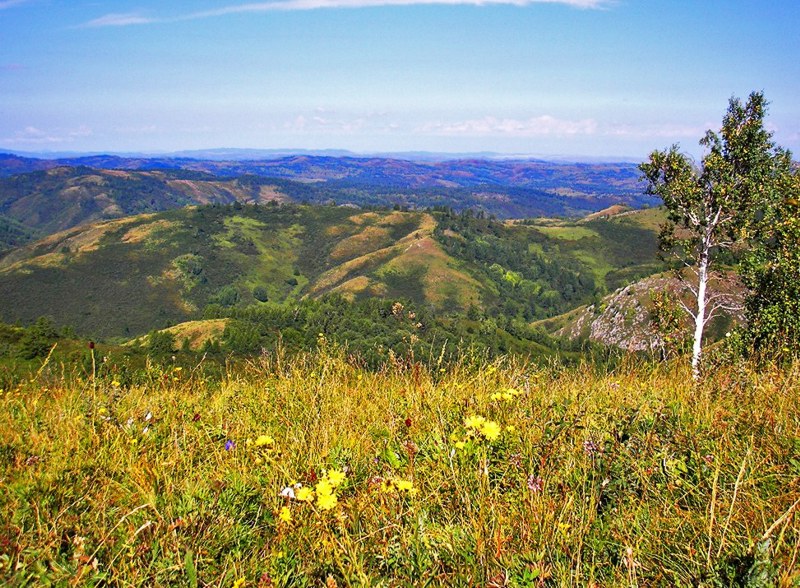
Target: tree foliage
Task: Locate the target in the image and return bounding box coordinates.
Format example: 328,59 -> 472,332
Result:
640,92 -> 780,377
739,158 -> 800,358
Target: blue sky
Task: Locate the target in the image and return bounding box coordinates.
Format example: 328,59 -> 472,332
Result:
1,0 -> 798,159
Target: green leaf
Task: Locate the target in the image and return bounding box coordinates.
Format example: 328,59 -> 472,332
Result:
184,550 -> 197,588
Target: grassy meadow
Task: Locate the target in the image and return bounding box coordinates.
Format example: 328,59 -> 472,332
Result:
1,347 -> 799,586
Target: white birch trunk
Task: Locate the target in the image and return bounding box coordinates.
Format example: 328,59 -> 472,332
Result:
691,236 -> 711,380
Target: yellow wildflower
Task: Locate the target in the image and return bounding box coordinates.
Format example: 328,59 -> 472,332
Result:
480,420 -> 502,441
317,491 -> 338,510
232,578 -> 246,588
295,486 -> 314,502
395,479 -> 414,492
464,415 -> 486,430
315,478 -> 334,497
380,479 -> 396,494
255,435 -> 274,447
278,506 -> 292,523
326,468 -> 346,487
454,440 -> 466,450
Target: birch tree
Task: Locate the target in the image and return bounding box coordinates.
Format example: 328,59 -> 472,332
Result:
640,92 -> 777,379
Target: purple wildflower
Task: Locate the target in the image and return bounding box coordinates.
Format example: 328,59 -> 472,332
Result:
527,475 -> 544,493
224,440 -> 235,451
583,439 -> 600,456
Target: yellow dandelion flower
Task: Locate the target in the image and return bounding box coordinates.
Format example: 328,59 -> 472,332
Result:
464,415 -> 486,430
454,440 -> 466,450
278,506 -> 292,523
380,479 -> 396,494
480,420 -> 502,441
326,468 -> 346,488
255,435 -> 274,447
317,491 -> 338,510
232,578 -> 246,588
315,478 -> 334,497
501,392 -> 514,401
490,392 -> 503,401
506,425 -> 517,433
295,486 -> 314,502
395,479 -> 414,492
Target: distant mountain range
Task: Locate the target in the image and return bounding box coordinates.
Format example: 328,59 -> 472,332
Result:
0,152 -> 658,251
2,148 -> 641,163
0,151 -> 648,190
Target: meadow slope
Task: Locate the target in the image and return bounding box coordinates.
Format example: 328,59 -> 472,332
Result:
1,351 -> 798,586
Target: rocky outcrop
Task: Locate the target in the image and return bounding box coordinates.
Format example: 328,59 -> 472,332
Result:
558,273 -> 745,352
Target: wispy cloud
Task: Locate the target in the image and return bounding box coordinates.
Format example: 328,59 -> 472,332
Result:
82,0 -> 610,27
1,125 -> 93,146
190,0 -> 609,16
606,122 -> 712,139
415,116 -> 734,143
81,13 -> 157,28
419,115 -> 599,137
283,110 -> 399,134
0,0 -> 31,10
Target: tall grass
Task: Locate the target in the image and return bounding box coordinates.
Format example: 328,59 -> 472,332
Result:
1,347 -> 799,586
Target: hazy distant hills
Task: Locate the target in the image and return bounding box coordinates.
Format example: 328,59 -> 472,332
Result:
0,152 -> 658,251
0,151 -> 648,192
0,166 -> 293,240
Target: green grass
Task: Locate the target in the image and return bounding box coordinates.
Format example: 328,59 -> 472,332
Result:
534,225 -> 599,241
2,351 -> 798,586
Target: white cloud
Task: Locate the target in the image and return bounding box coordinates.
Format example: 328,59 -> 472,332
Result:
419,115 -> 599,137
81,13 -> 157,28
1,125 -> 93,145
0,0 -> 31,10
281,110 -> 400,134
81,0 -> 610,26
606,123 -> 711,139
189,0 -> 609,15
2,126 -> 63,145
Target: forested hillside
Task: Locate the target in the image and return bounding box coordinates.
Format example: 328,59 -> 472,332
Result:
0,203 -> 663,341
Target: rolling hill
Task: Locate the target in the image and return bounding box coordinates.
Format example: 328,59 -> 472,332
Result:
0,203 -> 664,339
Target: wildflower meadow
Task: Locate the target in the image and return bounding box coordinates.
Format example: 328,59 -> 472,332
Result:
1,347 -> 799,586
